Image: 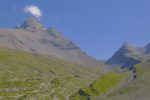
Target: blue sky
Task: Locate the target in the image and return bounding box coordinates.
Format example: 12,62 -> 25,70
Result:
0,0 -> 150,60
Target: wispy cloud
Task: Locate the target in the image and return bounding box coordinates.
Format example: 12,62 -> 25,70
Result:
24,5 -> 42,18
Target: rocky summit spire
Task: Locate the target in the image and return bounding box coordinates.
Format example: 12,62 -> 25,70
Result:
122,42 -> 134,49
20,17 -> 43,30
120,42 -> 137,53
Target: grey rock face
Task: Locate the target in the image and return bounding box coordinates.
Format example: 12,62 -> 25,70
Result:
20,17 -> 43,30
0,18 -> 103,67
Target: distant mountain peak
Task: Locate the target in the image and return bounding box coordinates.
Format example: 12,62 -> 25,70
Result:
122,42 -> 135,50
122,42 -> 130,47
20,17 -> 43,30
118,42 -> 138,54
106,42 -> 141,68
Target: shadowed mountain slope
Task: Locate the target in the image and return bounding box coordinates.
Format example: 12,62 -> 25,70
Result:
145,43 -> 150,54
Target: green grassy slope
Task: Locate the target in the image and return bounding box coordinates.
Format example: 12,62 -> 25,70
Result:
112,61 -> 150,100
0,47 -> 100,100
70,71 -> 128,100
70,60 -> 150,100
103,60 -> 150,100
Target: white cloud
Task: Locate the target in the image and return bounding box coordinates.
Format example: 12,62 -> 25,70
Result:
24,5 -> 42,18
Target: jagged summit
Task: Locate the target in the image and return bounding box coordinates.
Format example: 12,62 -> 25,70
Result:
121,42 -> 137,53
20,17 -> 43,30
122,42 -> 133,48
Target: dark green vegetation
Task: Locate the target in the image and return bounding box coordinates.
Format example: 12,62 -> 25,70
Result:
70,60 -> 150,100
0,47 -> 101,100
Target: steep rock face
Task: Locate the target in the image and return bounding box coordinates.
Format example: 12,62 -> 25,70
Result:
0,18 -> 103,67
145,43 -> 150,54
106,42 -> 142,68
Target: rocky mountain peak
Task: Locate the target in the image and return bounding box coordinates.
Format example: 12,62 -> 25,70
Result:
121,42 -> 136,52
0,18 -> 102,67
106,42 -> 141,68
20,17 -> 43,30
